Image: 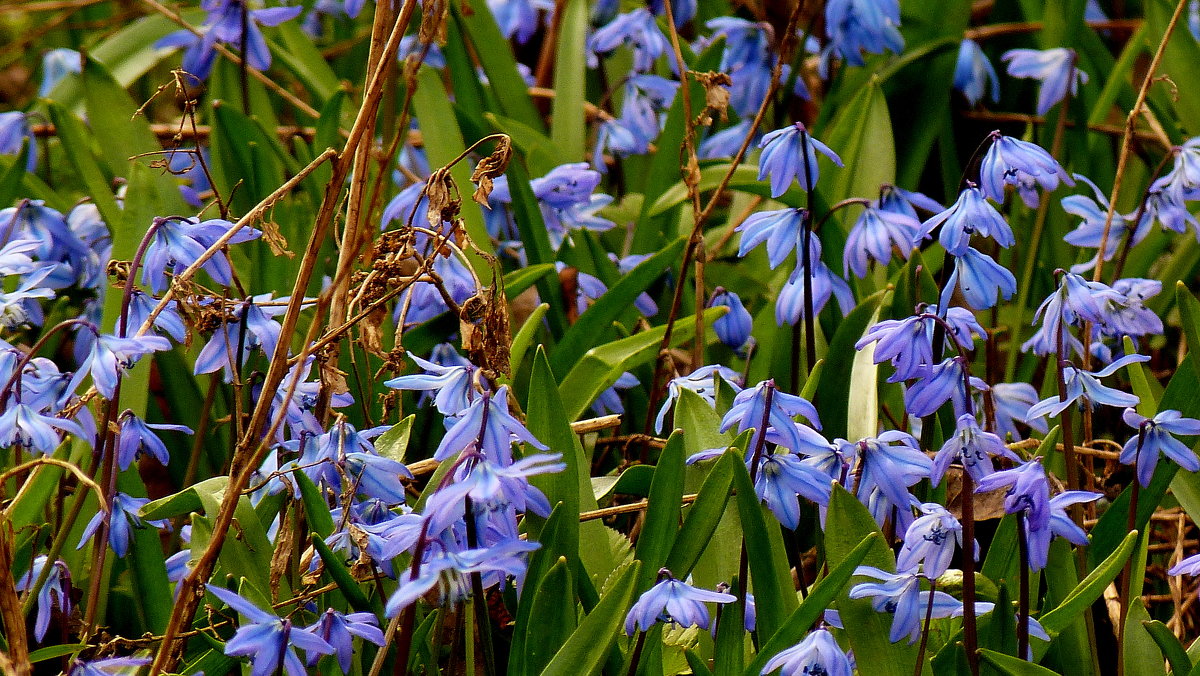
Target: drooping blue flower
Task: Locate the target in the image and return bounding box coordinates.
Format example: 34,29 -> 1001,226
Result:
592,117 -> 649,173
916,186 -> 1014,256
840,431 -> 932,514
342,451 -> 415,504
650,0 -> 695,26
488,0 -> 552,44
67,657 -> 151,676
776,257 -> 855,325
15,555 -> 71,642
721,379 -> 821,455
0,200 -> 89,270
194,297 -> 288,380
974,459 -> 1052,568
385,352 -> 477,417
736,207 -> 808,269
849,566 -> 962,643
1025,353 -> 1148,420
156,0 -> 304,81
587,9 -> 670,73
1136,172 -> 1199,240
116,411 -> 192,470
1096,278 -> 1165,341
434,386 -> 547,463
592,371 -> 640,416
931,413 -> 1020,485
938,246 -> 1016,311
73,331 -> 172,399
1169,550 -> 1200,579
761,628 -> 853,676
896,503 -> 964,579
821,0 -> 904,71
206,584 -> 335,676
857,307 -> 983,384
39,48 -> 80,97
124,290 -> 186,342
77,492 -> 170,558
0,112 -> 36,171
423,451 -> 564,535
305,609 -> 386,673
1062,174 -> 1145,273
954,39 -> 1000,106
1048,490 -> 1101,549
141,216 -> 262,293
710,288 -> 753,350
608,253 -> 660,316
1120,408 -> 1200,486
989,382 -> 1048,441
625,569 -> 736,635
979,133 -> 1073,207
757,123 -> 842,197
384,535 -> 539,616
531,162 -> 603,209
655,365 -> 742,433
700,119 -> 759,158
904,356 -> 986,419
0,401 -> 86,455
1021,271 -> 1108,357
1002,47 -> 1088,116
756,451 -> 833,529
844,202 -> 921,278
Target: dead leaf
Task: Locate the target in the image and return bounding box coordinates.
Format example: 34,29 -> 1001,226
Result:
470,136 -> 512,206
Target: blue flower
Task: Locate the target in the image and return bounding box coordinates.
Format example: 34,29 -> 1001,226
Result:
125,290 -> 186,342
488,0 -> 552,44
1025,353 -> 1148,420
979,133 -> 1073,207
916,186 -> 1013,256
1169,551 -> 1200,578
0,402 -> 86,455
840,431 -> 932,513
624,569 -> 736,635
592,371 -> 639,416
954,39 -> 1000,106
1097,278 -> 1164,340
737,207 -> 807,269
776,258 -> 854,325
1062,174 -> 1145,273
700,119 -> 759,158
721,379 -> 821,455
141,216 -> 261,293
1021,271 -> 1107,357
16,555 -> 71,642
39,48 -> 80,97
531,163 -> 603,209
116,411 -> 192,470
858,309 -> 982,383
710,288 -> 753,350
756,451 -> 833,529
342,452 -> 415,504
1120,408 -> 1200,486
75,332 -> 172,399
975,459 -> 1055,569
849,566 -> 962,643
650,0 -> 695,26
761,628 -> 853,676
77,492 -> 169,558
609,253 -> 659,316
385,352 -> 477,417
1048,490 -> 1101,548
384,537 -> 537,616
844,202 -> 921,278
896,503 -> 964,579
306,609 -> 386,673
655,365 -> 742,433
194,295 -> 288,380
931,413 -> 1020,484
904,356 -> 986,418
989,382 -> 1048,441
434,386 -> 546,463
424,452 -> 564,534
67,657 -> 151,676
206,584 -> 335,676
587,9 -> 669,73
757,123 -> 842,198
939,246 -> 1016,311
592,117 -> 649,172
1002,48 -> 1088,115
822,0 -> 904,70
0,112 -> 36,171
156,0 -> 303,81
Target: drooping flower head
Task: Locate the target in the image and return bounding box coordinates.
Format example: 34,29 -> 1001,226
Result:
1002,47 -> 1088,115
1120,408 -> 1200,487
757,123 -> 842,197
624,569 -> 736,635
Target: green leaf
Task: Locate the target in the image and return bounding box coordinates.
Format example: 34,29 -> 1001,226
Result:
28,644 -> 86,663
374,416 -> 415,464
1177,282 -> 1200,383
557,307 -> 727,421
978,649 -> 1060,675
552,236 -> 686,376
820,80 -> 895,229
295,471 -> 335,539
140,477 -> 230,520
80,56 -> 161,181
824,484 -> 916,675
1124,599 -> 1167,676
664,451 -> 736,578
46,102 -> 123,233
509,303 -> 549,379
526,346 -> 587,536
1040,529 -> 1139,634
0,141 -> 30,208
634,431 -> 686,590
730,451 -> 798,641
264,20 -> 340,103
1142,619 -> 1192,676
551,0 -> 588,161
452,0 -> 545,132
745,533 -> 881,676
526,558 -> 579,674
978,583 -> 1017,663
542,561 -> 642,676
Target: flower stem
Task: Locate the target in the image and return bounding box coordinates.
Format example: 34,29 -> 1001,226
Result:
913,578 -> 938,676
1118,428 -> 1146,676
961,470 -> 980,676
626,630 -> 648,676
1016,511 -> 1030,660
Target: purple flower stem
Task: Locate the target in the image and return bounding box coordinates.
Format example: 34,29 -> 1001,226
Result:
239,0 -> 251,117
625,630 -> 647,676
913,578 -> 937,676
798,131 -> 817,377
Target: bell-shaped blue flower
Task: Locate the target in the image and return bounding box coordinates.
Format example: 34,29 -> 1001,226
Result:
206,584 -> 335,675
1120,408 -> 1200,486
624,569 -> 736,635
761,628 -> 853,676
916,186 -> 1013,256
709,288 -> 753,350
1002,47 -> 1088,115
954,39 -> 999,106
979,133 -> 1073,207
896,503 -> 964,579
757,123 -> 842,197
